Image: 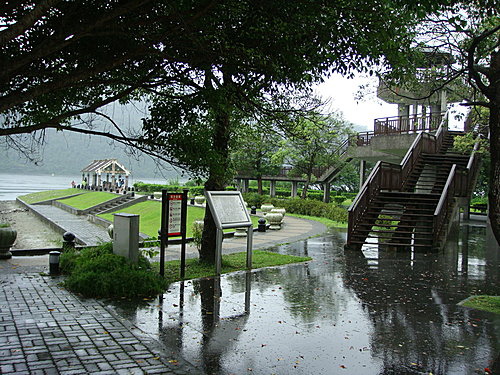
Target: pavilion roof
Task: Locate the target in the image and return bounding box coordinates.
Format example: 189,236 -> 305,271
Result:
81,159 -> 130,175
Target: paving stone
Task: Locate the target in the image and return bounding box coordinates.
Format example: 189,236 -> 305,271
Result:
0,272 -> 203,375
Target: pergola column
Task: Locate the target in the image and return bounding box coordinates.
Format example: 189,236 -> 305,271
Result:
269,180 -> 276,198
291,181 -> 298,198
97,174 -> 101,187
125,176 -> 129,188
323,182 -> 331,203
242,179 -> 249,193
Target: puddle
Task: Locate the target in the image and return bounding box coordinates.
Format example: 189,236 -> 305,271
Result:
110,224 -> 500,374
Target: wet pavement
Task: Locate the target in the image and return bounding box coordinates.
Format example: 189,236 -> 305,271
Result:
109,224 -> 500,375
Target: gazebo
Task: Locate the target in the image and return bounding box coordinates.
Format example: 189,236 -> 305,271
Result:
81,159 -> 131,190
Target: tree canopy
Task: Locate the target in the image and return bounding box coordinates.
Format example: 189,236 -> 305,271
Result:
1,0 -> 462,261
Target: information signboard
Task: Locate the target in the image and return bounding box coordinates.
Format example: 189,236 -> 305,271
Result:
205,191 -> 252,230
159,190 -> 188,278
167,193 -> 182,236
205,191 -> 253,275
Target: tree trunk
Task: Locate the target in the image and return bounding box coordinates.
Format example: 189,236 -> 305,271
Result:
301,173 -> 311,199
487,47 -> 500,246
257,176 -> 263,195
199,110 -> 231,264
488,103 -> 500,246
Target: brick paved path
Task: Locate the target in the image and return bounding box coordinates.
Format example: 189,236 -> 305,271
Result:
0,272 -> 201,375
29,205 -> 110,246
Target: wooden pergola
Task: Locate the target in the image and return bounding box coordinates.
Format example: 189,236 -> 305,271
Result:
81,159 -> 131,189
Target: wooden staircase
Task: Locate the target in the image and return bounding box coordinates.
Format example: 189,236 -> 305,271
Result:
346,127 -> 480,252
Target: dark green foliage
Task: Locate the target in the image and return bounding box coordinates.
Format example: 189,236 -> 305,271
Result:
188,186 -> 205,196
242,192 -> 271,208
133,182 -> 184,193
269,198 -> 348,223
333,196 -> 346,205
61,243 -> 168,299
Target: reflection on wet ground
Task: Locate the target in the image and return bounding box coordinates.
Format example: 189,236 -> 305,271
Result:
111,224 -> 500,374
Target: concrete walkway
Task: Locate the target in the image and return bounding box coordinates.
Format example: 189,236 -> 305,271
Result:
28,204 -> 110,246
161,214 -> 327,261
0,207 -> 327,374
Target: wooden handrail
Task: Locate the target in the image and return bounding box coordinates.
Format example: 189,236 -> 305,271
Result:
347,112 -> 450,248
373,112 -> 446,136
433,164 -> 457,245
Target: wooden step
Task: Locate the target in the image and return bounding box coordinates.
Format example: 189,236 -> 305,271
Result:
359,234 -> 433,242
367,229 -> 432,235
349,240 -> 433,248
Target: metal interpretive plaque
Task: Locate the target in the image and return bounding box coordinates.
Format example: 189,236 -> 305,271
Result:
205,191 -> 253,275
205,191 -> 252,229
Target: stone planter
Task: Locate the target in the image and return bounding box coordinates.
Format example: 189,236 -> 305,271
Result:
266,212 -> 283,230
234,227 -> 248,237
270,208 -> 286,223
260,203 -> 274,215
107,224 -> 114,239
0,226 -> 17,259
194,196 -> 206,205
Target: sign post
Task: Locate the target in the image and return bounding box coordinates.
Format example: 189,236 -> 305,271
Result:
159,190 -> 188,277
205,191 -> 253,276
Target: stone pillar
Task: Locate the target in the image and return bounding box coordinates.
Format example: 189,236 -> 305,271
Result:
398,104 -> 410,132
291,181 -> 298,198
112,174 -> 116,189
125,175 -> 129,188
413,103 -> 419,130
97,174 -> 101,187
269,180 -> 276,198
323,182 -> 331,203
421,105 -> 427,130
398,104 -> 410,117
440,90 -> 447,112
242,179 -> 249,193
359,160 -> 366,190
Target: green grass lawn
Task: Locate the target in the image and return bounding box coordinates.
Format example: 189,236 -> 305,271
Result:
19,188 -> 83,204
461,295 -> 500,314
57,191 -> 118,210
152,250 -> 312,283
287,213 -> 347,228
99,201 -> 260,238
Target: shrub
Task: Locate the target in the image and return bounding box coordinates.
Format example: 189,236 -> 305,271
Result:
133,182 -> 187,193
269,197 -> 347,223
61,243 -> 168,298
333,195 -> 346,205
242,192 -> 270,208
188,186 -> 205,196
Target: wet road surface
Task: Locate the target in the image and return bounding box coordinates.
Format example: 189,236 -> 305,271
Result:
110,224 -> 500,374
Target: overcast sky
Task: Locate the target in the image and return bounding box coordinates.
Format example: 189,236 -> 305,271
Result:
315,73 -> 397,131
316,73 -> 467,131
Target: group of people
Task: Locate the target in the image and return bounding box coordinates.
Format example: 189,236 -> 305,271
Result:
70,177 -> 126,190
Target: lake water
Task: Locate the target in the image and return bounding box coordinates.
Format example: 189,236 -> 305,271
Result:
0,173 -> 178,201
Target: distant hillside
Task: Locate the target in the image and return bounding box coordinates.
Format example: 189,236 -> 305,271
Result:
0,102 -> 186,180
0,129 -> 183,180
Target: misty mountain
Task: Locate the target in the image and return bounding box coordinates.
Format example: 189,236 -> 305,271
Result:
0,102 -> 184,180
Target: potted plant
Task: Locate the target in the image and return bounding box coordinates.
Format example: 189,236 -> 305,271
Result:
0,223 -> 17,259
